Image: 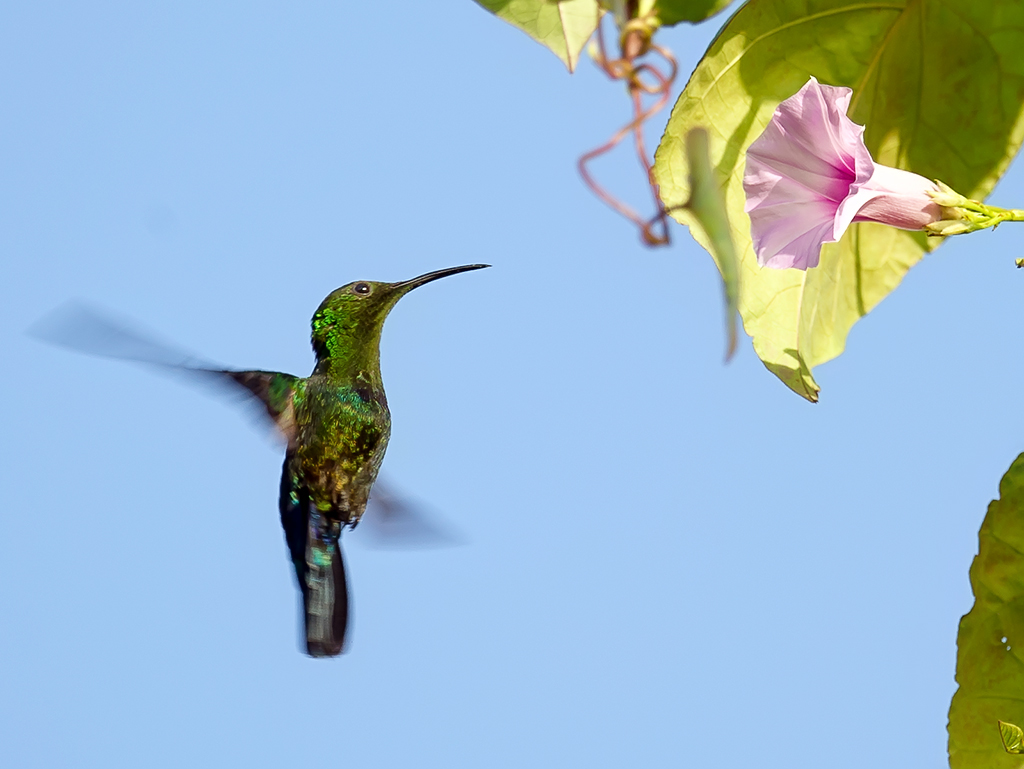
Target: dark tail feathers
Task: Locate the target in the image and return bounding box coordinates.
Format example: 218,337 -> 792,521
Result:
280,458 -> 349,657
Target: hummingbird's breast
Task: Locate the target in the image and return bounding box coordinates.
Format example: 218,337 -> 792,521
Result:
293,376 -> 391,525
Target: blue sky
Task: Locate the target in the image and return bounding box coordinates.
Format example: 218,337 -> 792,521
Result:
2,2 -> 1023,767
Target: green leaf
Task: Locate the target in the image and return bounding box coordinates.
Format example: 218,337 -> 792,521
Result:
1000,722 -> 1024,755
948,454 -> 1024,769
653,0 -> 1024,401
473,0 -> 602,72
641,0 -> 735,27
683,127 -> 740,358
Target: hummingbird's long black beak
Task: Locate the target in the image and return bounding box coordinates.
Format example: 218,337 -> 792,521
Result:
392,264 -> 490,293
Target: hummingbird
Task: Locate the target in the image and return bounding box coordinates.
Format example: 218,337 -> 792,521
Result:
34,263 -> 489,656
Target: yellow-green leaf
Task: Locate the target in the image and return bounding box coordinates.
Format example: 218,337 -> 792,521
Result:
473,0 -> 602,72
641,0 -> 734,27
653,0 -> 1024,401
1000,722 -> 1024,755
684,127 -> 740,359
948,454 -> 1024,769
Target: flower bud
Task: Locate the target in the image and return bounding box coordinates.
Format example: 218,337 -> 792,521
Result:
924,220 -> 972,236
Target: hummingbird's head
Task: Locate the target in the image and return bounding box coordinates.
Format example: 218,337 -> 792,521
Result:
310,264 -> 489,366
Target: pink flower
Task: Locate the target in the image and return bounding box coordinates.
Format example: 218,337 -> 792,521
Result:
743,77 -> 942,270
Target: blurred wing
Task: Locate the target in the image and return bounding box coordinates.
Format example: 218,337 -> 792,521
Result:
30,300 -> 206,368
218,370 -> 300,445
30,301 -> 300,442
359,479 -> 464,549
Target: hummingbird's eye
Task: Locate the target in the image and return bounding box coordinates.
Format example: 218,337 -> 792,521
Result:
353,283 -> 371,295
